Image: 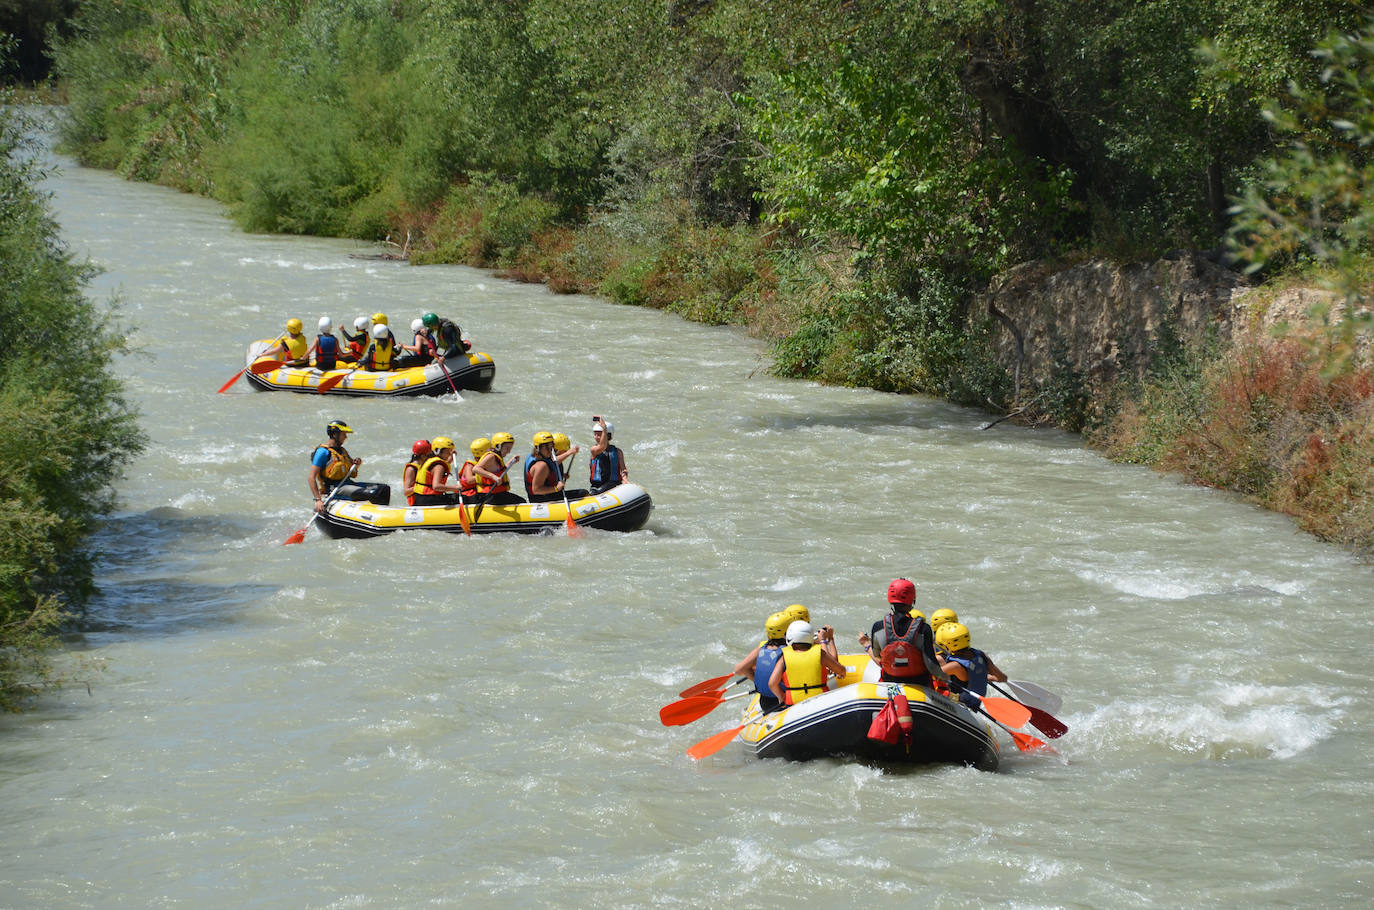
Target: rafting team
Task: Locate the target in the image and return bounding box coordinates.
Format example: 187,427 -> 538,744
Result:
308,417 -> 629,513
732,578 -> 1006,712
265,311 -> 469,372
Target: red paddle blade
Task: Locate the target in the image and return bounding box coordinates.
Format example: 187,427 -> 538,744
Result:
686,723 -> 747,760
1028,705 -> 1069,739
457,503 -> 472,536
249,359 -> 284,375
1009,730 -> 1055,753
217,368 -> 246,394
317,374 -> 346,393
283,527 -> 307,545
659,695 -> 725,727
980,696 -> 1032,728
679,674 -> 734,699
566,511 -> 584,538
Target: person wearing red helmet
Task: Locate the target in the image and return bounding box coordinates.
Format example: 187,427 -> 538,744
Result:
862,578 -> 949,687
402,439 -> 432,506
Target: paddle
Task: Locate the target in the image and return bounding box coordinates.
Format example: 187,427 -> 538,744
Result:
679,673 -> 737,699
217,358 -> 286,393
988,681 -> 1068,738
317,366 -> 359,394
456,494 -> 472,536
558,453 -> 582,537
283,477 -> 349,545
963,691 -> 1032,729
1004,679 -> 1063,714
976,706 -> 1055,754
473,455 -> 519,522
659,690 -> 752,727
436,353 -> 461,396
686,722 -> 749,761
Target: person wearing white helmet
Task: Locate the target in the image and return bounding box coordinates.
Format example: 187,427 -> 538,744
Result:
589,415 -> 628,494
396,317 -> 437,368
768,620 -> 846,706
311,315 -> 347,371
337,315 -> 368,361
357,322 -> 398,371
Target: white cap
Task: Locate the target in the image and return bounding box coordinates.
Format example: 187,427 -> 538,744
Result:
318,316 -> 333,332
370,323 -> 388,340
411,318 -> 424,332
354,315 -> 370,331
594,422 -> 614,436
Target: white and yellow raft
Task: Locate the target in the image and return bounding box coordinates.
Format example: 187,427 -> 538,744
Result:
317,482 -> 653,538
735,654 -> 1000,770
243,340 -> 495,396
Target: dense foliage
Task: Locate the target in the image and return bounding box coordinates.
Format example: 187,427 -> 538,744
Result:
0,87 -> 146,708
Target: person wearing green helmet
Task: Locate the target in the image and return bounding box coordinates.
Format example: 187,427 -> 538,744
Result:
308,420 -> 362,510
423,311 -> 468,359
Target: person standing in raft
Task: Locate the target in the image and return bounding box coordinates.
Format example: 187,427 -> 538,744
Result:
524,431 -> 566,503
769,621 -> 846,706
265,317 -> 310,367
733,611 -> 791,713
937,622 -> 1007,709
401,439 -> 432,506
412,436 -> 465,506
357,322 -> 397,371
424,312 -> 469,359
395,317 -> 436,368
588,416 -> 627,494
861,578 -> 949,687
308,419 -> 362,511
475,432 -> 525,505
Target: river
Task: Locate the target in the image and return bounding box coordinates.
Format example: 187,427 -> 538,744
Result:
1,123 -> 1371,909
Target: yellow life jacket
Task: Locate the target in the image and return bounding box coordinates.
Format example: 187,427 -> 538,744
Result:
781,646 -> 825,705
414,455 -> 448,496
284,333 -> 308,360
369,337 -> 395,370
316,444 -> 351,482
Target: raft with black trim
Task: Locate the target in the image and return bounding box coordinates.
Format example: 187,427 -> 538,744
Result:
735,655 -> 1000,770
242,340 -> 495,396
316,482 -> 653,538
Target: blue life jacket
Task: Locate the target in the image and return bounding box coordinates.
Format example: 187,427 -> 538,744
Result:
523,453 -> 559,498
316,333 -> 339,371
754,643 -> 784,708
947,649 -> 989,696
590,445 -> 623,492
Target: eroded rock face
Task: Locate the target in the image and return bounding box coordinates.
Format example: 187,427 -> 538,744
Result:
978,253 -> 1250,387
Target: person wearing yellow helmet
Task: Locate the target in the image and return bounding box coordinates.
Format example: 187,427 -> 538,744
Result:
413,436 -> 463,505
589,415 -> 628,494
457,437 -> 491,502
266,317 -> 311,366
551,432 -> 588,498
937,623 -> 1007,707
474,431 -> 524,505
732,611 -> 792,713
929,608 -> 959,634
863,578 -> 948,687
524,431 -> 566,503
308,419 -> 362,510
777,603 -> 836,658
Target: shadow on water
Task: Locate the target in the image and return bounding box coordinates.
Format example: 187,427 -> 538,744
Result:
69,508 -> 279,642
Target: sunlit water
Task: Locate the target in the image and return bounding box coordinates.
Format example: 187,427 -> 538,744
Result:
1,117 -> 1371,909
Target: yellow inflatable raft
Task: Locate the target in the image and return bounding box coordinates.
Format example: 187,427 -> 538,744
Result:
734,654 -> 1000,770
243,340 -> 495,396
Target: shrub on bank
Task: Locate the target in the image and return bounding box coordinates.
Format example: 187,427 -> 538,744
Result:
0,98 -> 145,709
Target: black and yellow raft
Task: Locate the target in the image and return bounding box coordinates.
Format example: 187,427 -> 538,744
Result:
734,655 -> 1000,770
316,482 -> 653,538
243,340 -> 495,396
